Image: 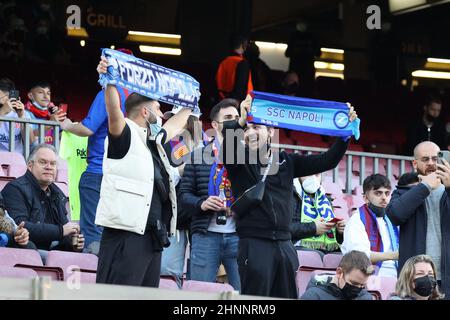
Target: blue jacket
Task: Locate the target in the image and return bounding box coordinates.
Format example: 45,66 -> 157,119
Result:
386,183 -> 450,298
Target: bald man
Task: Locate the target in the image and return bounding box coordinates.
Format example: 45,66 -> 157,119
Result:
387,141 -> 450,298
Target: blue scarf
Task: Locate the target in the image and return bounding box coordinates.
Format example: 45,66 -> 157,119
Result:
249,91 -> 360,139
99,48 -> 201,109
359,204 -> 399,269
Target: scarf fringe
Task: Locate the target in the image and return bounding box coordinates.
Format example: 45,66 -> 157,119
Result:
300,240 -> 340,252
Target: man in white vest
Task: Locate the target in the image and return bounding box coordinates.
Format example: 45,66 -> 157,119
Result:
94,56 -> 191,287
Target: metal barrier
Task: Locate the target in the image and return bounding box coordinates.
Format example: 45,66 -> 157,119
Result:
274,143 -> 414,194
0,115 -> 414,194
0,116 -> 60,159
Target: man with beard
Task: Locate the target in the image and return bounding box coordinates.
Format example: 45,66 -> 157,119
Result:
387,141 -> 450,298
342,174 -> 399,277
406,94 -> 448,154
221,95 -> 358,298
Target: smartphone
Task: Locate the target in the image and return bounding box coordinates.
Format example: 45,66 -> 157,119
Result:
438,150 -> 450,165
9,89 -> 19,101
59,103 -> 68,114
328,217 -> 343,224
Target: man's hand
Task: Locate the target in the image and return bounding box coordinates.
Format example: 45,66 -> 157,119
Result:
200,196 -> 224,212
314,219 -> 334,236
73,233 -> 85,252
59,118 -> 73,131
436,159 -> 450,188
347,103 -> 358,122
97,56 -> 108,75
336,219 -> 346,234
10,99 -> 25,118
50,108 -> 67,122
14,222 -> 29,246
419,172 -> 442,190
63,222 -> 80,237
239,94 -> 252,127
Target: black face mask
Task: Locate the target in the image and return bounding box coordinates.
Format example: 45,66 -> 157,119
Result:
341,281 -> 363,300
413,275 -> 437,297
425,113 -> 438,123
368,202 -> 386,218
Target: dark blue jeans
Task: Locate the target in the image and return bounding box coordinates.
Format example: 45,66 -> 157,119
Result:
190,231 -> 241,291
79,171 -> 103,250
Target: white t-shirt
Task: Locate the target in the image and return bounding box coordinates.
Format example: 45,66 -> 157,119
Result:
342,211 -> 398,277
0,110 -> 24,154
207,214 -> 236,233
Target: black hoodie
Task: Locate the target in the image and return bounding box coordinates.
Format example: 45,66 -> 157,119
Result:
301,274 -> 373,300
221,121 -> 348,240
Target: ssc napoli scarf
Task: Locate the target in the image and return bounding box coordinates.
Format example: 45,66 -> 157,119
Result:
359,204 -> 399,269
98,48 -> 201,109
248,91 -> 360,139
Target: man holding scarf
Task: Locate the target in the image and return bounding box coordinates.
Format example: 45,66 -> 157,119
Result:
221,94 -> 358,298
342,174 -> 399,277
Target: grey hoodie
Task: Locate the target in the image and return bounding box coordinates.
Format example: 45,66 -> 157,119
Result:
300,274 -> 373,300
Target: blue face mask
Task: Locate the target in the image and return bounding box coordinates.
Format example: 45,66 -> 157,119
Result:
145,108 -> 162,137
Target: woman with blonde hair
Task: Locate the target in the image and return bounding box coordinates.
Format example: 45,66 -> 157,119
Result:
390,254 -> 444,300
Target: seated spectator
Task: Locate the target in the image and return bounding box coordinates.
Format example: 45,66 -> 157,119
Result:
0,193 -> 31,248
290,174 -> 345,258
342,174 -> 399,277
390,254 -> 444,300
25,81 -> 66,145
1,143 -> 84,253
301,250 -> 374,300
0,78 -> 34,154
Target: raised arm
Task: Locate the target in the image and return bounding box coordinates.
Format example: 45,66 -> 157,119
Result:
97,56 -> 126,137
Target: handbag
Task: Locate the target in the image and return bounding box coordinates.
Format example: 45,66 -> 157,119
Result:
230,155 -> 272,217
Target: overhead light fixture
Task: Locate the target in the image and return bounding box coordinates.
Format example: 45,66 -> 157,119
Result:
412,70 -> 450,80
139,45 -> 181,56
254,41 -> 287,50
67,27 -> 88,38
110,45 -> 115,49
315,71 -> 344,79
80,40 -> 86,47
321,48 -> 344,54
127,31 -> 181,45
427,57 -> 450,64
314,61 -> 345,71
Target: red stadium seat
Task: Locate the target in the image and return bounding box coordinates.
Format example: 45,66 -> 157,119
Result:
159,277 -> 180,290
366,275 -> 397,300
0,247 -> 63,280
0,152 -> 27,178
0,265 -> 38,279
181,280 -> 235,293
45,250 -> 98,282
322,253 -> 343,269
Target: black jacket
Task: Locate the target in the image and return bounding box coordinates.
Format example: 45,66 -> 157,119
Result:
222,121 -> 348,240
290,192 -> 344,245
386,183 -> 450,297
301,274 -> 373,300
178,144 -> 217,235
1,170 -> 72,250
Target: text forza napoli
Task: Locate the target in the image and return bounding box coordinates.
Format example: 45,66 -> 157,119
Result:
109,57 -> 198,103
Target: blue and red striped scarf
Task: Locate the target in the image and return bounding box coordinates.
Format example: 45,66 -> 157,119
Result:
359,204 -> 399,268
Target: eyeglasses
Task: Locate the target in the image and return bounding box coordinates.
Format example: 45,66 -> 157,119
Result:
417,156 -> 438,164
34,159 -> 57,168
